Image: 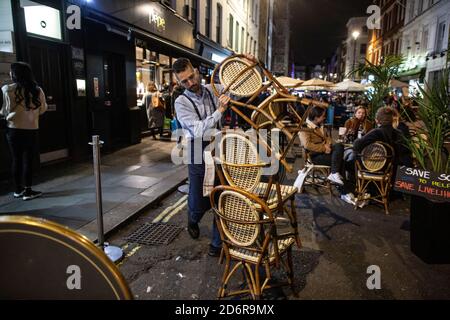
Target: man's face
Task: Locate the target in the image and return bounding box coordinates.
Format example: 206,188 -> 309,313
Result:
176,66 -> 200,93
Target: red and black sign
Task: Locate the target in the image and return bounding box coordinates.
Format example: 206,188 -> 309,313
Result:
394,166 -> 450,202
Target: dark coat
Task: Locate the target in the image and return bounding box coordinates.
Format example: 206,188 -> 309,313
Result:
353,124 -> 412,167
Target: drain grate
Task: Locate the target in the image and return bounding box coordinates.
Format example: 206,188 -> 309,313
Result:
126,223 -> 183,245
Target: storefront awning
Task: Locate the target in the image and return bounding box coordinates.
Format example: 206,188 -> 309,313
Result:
398,67 -> 426,82
85,8 -> 216,68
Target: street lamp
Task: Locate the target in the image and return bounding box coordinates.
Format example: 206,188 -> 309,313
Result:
352,30 -> 360,80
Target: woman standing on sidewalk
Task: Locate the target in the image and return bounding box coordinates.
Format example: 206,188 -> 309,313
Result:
1,62 -> 47,200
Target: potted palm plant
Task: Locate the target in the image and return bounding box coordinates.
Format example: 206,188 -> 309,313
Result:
404,69 -> 450,264
351,55 -> 404,121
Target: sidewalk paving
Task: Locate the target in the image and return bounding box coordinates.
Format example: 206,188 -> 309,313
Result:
0,137 -> 188,241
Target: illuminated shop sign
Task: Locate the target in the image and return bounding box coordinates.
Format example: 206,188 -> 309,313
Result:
149,9 -> 166,31
22,1 -> 62,40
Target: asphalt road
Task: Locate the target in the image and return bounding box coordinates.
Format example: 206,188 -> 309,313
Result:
109,181 -> 450,300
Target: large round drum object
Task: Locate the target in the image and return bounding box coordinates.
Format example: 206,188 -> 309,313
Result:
219,58 -> 262,97
0,216 -> 132,300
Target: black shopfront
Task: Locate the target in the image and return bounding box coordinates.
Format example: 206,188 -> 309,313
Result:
1,0 -> 215,180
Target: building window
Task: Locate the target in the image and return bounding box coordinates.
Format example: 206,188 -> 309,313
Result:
241,27 -> 245,54
183,0 -> 189,19
0,0 -> 15,54
205,0 -> 211,37
246,33 -> 250,53
216,4 -> 222,44
422,28 -> 429,53
191,0 -> 197,25
254,40 -> 257,56
250,0 -> 255,22
409,0 -> 415,20
360,43 -> 367,55
418,0 -> 423,14
435,21 -> 446,52
235,21 -> 239,51
228,14 -> 234,48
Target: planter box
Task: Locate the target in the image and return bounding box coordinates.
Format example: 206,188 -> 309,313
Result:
410,196 -> 450,264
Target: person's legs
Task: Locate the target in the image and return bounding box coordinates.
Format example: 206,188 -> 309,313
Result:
22,130 -> 37,189
310,153 -> 332,167
187,162 -> 213,232
6,128 -> 24,194
331,143 -> 344,174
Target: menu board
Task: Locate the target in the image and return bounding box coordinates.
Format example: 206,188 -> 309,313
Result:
394,166 -> 450,202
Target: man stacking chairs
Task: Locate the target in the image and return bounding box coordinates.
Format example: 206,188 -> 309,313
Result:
210,186 -> 297,300
210,54 -> 328,173
354,142 -> 395,214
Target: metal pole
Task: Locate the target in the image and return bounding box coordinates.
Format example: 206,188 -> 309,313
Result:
89,136 -> 123,263
353,39 -> 357,81
91,135 -> 105,247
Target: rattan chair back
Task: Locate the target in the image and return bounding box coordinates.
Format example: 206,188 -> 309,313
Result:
361,142 -> 390,172
218,190 -> 261,247
220,133 -> 262,192
219,58 -> 263,97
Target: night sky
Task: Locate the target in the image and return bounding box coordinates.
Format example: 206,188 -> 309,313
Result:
290,0 -> 374,65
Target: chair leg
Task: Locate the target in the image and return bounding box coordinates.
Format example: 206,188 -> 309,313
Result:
289,197 -> 302,248
381,182 -> 389,215
254,263 -> 262,300
218,255 -> 231,299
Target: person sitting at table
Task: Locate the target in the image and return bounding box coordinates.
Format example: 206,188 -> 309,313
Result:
342,106 -> 373,144
353,107 -> 412,168
299,106 -> 345,186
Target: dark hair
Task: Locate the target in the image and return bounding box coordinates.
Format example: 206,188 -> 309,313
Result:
308,106 -> 326,121
11,62 -> 41,110
172,58 -> 193,74
375,107 -> 394,126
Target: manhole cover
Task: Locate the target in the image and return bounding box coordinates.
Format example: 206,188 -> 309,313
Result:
126,223 -> 183,245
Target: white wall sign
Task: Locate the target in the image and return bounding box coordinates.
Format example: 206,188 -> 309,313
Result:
0,31 -> 14,53
23,3 -> 62,40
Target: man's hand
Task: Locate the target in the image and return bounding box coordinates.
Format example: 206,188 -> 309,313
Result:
218,94 -> 231,113
324,144 -> 332,154
242,53 -> 257,64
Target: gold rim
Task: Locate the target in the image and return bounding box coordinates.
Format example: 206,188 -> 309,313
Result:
0,215 -> 132,300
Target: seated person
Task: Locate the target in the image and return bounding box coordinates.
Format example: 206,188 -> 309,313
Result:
299,106 -> 345,185
353,107 -> 412,168
342,106 -> 373,143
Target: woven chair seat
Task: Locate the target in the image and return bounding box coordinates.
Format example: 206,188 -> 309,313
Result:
357,172 -> 389,181
253,182 -> 297,209
229,237 -> 295,264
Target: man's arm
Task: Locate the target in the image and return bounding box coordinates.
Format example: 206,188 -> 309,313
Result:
353,129 -> 379,153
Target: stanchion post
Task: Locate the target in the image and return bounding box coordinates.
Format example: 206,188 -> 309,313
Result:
91,135 -> 105,247
89,136 -> 123,263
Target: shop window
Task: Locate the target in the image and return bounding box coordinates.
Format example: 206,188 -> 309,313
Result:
0,0 -> 15,54
20,0 -> 62,41
0,0 -> 15,84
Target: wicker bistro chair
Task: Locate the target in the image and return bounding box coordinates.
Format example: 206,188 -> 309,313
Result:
300,147 -> 332,194
210,186 -> 297,300
211,54 -> 329,173
354,142 -> 395,214
215,133 -> 302,248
